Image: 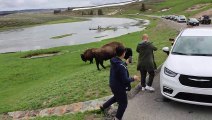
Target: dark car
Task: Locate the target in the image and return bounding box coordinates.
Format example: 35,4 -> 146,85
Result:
166,15 -> 172,19
199,15 -> 211,24
187,18 -> 199,26
169,15 -> 175,20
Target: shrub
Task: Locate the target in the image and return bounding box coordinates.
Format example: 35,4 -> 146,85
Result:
140,3 -> 146,12
89,10 -> 94,15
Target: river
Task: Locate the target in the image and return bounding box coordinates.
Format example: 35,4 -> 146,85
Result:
0,17 -> 149,53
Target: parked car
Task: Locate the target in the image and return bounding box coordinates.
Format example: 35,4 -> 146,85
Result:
170,15 -> 176,20
187,18 -> 199,26
161,15 -> 166,18
161,28 -> 212,106
199,15 -> 211,24
177,15 -> 187,23
165,15 -> 172,19
173,15 -> 179,21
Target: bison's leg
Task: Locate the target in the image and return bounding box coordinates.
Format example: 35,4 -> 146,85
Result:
95,58 -> 101,70
100,60 -> 106,69
90,58 -> 93,64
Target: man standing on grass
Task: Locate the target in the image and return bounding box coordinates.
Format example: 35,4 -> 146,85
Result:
100,45 -> 139,120
137,34 -> 157,92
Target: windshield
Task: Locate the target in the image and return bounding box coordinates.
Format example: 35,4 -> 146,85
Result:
190,18 -> 198,22
179,16 -> 186,18
172,36 -> 212,56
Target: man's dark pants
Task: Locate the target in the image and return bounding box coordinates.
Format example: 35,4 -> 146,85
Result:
102,86 -> 127,120
140,69 -> 155,87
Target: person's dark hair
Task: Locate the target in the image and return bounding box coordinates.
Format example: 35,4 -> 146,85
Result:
116,45 -> 126,57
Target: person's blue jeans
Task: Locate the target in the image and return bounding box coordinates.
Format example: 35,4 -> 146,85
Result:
102,87 -> 128,120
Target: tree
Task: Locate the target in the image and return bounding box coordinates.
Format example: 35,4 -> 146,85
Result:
140,3 -> 146,12
98,9 -> 103,15
67,7 -> 73,11
89,10 -> 94,15
82,11 -> 86,16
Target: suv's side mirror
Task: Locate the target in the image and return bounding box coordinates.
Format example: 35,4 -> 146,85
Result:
162,47 -> 170,55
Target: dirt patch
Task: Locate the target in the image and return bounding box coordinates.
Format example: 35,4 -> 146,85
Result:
193,8 -> 212,18
186,3 -> 211,12
21,51 -> 61,59
107,10 -> 122,15
0,114 -> 12,120
160,8 -> 171,12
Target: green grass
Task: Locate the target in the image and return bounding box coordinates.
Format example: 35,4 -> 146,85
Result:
142,0 -> 212,17
0,15 -> 177,114
51,34 -> 75,39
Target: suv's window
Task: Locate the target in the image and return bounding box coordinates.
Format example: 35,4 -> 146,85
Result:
172,36 -> 212,56
190,18 -> 198,22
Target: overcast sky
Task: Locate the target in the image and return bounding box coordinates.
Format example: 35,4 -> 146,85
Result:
0,0 -> 131,11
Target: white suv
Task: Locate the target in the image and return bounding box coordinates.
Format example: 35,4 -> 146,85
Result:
160,28 -> 212,106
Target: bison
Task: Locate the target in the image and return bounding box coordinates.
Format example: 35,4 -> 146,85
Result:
81,48 -> 97,64
81,42 -> 133,70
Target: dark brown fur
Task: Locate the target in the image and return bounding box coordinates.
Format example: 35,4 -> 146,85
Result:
81,48 -> 97,64
81,42 -> 132,70
93,42 -> 124,70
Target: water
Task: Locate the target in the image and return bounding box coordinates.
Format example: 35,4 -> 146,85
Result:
0,17 -> 149,53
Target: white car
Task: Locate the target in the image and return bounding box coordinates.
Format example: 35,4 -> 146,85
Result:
177,15 -> 187,23
160,28 -> 212,106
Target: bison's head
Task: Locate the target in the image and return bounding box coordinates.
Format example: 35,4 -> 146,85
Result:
81,54 -> 87,62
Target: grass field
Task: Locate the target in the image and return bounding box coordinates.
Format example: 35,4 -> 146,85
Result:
142,0 -> 212,17
0,15 -> 177,114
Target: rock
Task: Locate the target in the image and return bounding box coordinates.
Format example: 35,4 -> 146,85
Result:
8,111 -> 26,119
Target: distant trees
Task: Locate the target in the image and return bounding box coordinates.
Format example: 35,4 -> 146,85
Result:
98,9 -> 103,15
82,11 -> 86,16
67,7 -> 73,11
89,10 -> 94,15
140,3 -> 146,12
81,9 -> 103,16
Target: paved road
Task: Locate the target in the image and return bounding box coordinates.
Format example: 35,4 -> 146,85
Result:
123,71 -> 212,120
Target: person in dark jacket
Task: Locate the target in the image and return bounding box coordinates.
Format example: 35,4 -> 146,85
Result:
137,34 -> 157,91
100,46 -> 139,120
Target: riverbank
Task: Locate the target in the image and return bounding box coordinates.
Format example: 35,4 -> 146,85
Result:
0,13 -> 86,31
